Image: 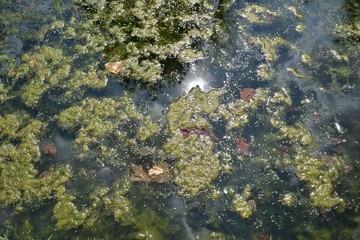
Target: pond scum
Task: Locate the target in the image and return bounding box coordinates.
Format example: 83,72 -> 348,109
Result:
0,0 -> 360,239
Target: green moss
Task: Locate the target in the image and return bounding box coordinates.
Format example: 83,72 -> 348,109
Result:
256,63 -> 274,80
294,149 -> 346,209
288,6 -> 304,19
253,37 -> 286,62
163,87 -> 224,196
281,193 -> 296,207
66,69 -> 108,97
134,207 -> 171,240
301,53 -> 312,65
295,23 -> 305,32
279,124 -> 313,146
103,190 -> 134,224
0,113 -> 27,138
0,113 -> 71,207
287,67 -> 306,79
7,46 -> 72,106
137,117 -> 161,142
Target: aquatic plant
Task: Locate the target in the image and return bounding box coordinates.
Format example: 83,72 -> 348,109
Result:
0,113 -> 71,206
164,87 -> 223,196
69,0 -> 218,83
57,95 -> 159,162
232,185 -> 255,219
0,0 -> 359,239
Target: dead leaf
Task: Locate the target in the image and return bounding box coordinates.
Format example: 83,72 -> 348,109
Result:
105,61 -> 124,74
130,164 -> 151,182
131,162 -> 171,183
28,59 -> 37,66
150,162 -> 171,183
240,88 -> 255,101
236,138 -> 250,155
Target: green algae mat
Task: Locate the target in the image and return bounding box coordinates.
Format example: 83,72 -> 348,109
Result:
1,0 -> 360,239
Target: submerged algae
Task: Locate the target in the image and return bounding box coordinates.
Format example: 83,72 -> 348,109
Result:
7,46 -> 71,106
53,187 -> 89,230
6,44 -> 108,106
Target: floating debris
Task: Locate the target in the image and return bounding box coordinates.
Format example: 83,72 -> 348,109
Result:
105,61 -> 124,74
236,138 -> 250,155
131,164 -> 151,183
42,143 -> 57,155
240,88 -> 256,101
148,162 -> 171,183
180,127 -> 218,141
131,162 -> 171,183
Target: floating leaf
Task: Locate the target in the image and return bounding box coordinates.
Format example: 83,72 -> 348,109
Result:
28,59 -> 37,66
130,162 -> 171,183
240,88 -> 255,101
149,162 -> 171,183
130,164 -> 151,182
236,138 -> 250,155
105,61 -> 124,74
42,144 -> 58,155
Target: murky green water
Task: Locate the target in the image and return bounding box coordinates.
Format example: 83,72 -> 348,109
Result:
1,0 -> 360,239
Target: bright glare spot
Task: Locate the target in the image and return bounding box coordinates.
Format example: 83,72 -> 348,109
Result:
183,76 -> 208,92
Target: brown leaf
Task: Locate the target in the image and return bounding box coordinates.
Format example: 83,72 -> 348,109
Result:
240,88 -> 255,101
28,59 -> 37,66
236,138 -> 250,155
149,162 -> 171,183
43,144 -> 57,155
130,164 -> 151,182
105,61 -> 124,74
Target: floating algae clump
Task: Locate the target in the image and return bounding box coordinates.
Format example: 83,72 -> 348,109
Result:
71,0 -> 217,82
218,88 -> 270,129
232,185 -> 256,219
264,95 -> 348,209
166,86 -> 224,134
53,187 -> 89,230
7,46 -> 72,106
136,117 -> 161,142
58,94 -> 158,162
164,87 -> 224,196
6,44 -> 109,106
165,133 -> 220,197
294,149 -> 346,209
240,4 -> 280,25
0,112 -> 71,206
